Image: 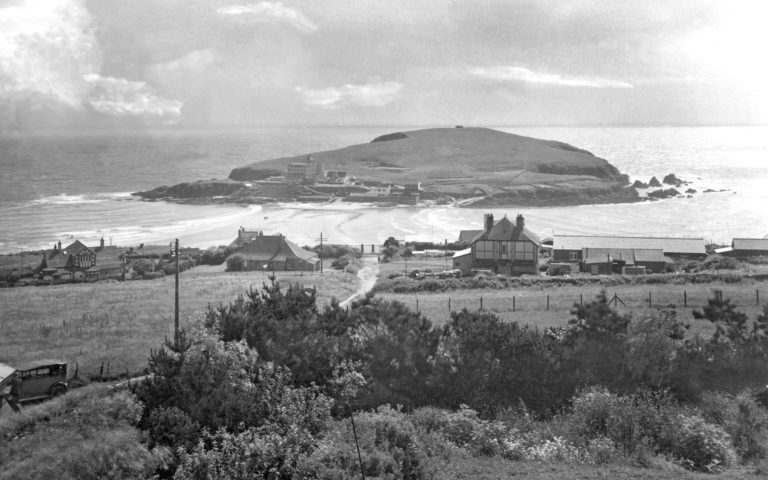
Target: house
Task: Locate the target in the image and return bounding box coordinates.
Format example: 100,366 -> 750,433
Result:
36,238 -> 125,281
552,235 -> 706,262
286,155 -> 325,184
228,231 -> 318,271
468,213 -> 540,275
715,238 -> 768,258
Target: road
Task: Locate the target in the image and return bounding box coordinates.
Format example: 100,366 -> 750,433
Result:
340,256 -> 380,307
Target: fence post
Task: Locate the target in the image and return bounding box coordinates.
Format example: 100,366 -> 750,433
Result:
758,289 -> 760,306
684,290 -> 687,307
416,298 -> 419,313
448,297 -> 451,311
480,296 -> 483,310
513,296 -> 516,312
648,292 -> 652,308
580,293 -> 583,306
547,294 -> 549,310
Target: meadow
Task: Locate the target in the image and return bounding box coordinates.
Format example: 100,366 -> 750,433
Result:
0,262 -> 359,377
376,257 -> 768,334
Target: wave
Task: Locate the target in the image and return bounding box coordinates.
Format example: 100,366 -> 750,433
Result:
30,191 -> 135,206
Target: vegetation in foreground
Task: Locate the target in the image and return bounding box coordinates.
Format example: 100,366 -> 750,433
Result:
3,281 -> 768,479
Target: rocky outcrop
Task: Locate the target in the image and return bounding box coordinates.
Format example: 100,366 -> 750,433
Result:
663,173 -> 685,186
647,188 -> 680,199
632,180 -> 649,189
648,176 -> 662,187
685,188 -> 697,194
134,179 -> 245,200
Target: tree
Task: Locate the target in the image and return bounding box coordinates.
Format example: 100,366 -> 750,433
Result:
693,294 -> 750,343
225,253 -> 245,272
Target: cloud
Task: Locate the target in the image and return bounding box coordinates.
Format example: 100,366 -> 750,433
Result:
296,81 -> 403,108
0,0 -> 98,107
84,74 -> 183,122
469,66 -> 634,89
217,2 -> 317,33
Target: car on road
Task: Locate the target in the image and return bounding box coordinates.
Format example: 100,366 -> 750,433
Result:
0,359 -> 69,405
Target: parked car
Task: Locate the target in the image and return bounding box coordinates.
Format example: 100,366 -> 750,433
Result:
0,359 -> 68,405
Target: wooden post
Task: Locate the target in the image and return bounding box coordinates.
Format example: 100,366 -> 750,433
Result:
480,296 -> 483,310
416,298 -> 419,312
757,289 -> 760,306
513,296 -> 516,312
174,238 -> 180,347
648,291 -> 652,308
580,293 -> 583,306
684,290 -> 687,307
448,297 -> 451,311
546,294 -> 550,310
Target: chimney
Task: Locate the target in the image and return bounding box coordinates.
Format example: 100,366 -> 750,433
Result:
100,237 -> 105,248
516,214 -> 525,228
57,240 -> 62,251
484,213 -> 494,231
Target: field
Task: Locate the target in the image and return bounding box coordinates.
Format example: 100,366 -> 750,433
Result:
376,257 -> 768,335
0,262 -> 359,377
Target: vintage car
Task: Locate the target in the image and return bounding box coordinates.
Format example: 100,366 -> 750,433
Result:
0,359 -> 68,405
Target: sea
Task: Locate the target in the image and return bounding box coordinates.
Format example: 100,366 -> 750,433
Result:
1,125 -> 767,254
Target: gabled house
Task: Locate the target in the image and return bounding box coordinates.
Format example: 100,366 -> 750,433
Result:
228,228 -> 318,271
469,213 -> 540,275
36,238 -> 124,281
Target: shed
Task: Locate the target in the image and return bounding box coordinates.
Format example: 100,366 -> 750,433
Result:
452,248 -> 472,275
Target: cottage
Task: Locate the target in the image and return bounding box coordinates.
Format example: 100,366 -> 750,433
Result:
228,230 -> 318,271
552,235 -> 706,262
469,213 -> 540,275
715,238 -> 768,258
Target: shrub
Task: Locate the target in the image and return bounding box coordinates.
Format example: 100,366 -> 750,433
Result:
670,414 -> 736,471
147,406 -> 200,450
700,390 -> 768,462
225,254 -> 245,272
304,405 -> 439,480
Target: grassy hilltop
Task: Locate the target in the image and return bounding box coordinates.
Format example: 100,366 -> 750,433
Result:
230,127 -> 638,205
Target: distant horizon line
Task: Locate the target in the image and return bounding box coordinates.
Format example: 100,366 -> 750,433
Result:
2,122 -> 768,133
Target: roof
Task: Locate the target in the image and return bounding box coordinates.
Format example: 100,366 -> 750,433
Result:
13,359 -> 66,371
459,230 -> 483,243
61,240 -> 92,256
473,216 -> 540,245
45,251 -> 72,269
452,248 -> 471,259
582,248 -> 666,264
553,235 -> 705,255
234,235 -> 318,263
0,363 -> 15,384
714,246 -> 733,254
732,238 -> 768,251
93,246 -> 121,264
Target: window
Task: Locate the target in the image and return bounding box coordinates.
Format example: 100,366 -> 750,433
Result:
569,251 -> 579,261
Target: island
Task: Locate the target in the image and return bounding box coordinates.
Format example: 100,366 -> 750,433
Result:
134,127 -> 640,207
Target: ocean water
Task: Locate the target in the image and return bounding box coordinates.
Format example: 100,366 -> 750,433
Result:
0,125 -> 766,254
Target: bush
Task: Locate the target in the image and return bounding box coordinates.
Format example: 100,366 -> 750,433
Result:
147,406 -> 200,450
303,405 -> 439,480
700,390 -> 768,462
670,414 -> 736,471
225,254 -> 245,272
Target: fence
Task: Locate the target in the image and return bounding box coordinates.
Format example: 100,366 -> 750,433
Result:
383,286 -> 766,326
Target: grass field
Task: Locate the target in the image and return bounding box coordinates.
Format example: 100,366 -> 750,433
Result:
0,262 -> 359,377
375,257 -> 768,335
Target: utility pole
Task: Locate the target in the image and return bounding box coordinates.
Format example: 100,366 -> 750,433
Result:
315,232 -> 324,274
171,239 -> 180,346
20,247 -> 23,277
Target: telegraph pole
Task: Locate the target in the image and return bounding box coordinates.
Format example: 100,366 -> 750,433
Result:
171,239 -> 180,346
315,232 -> 324,274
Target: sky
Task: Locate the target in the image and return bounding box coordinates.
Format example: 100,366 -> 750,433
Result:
1,0 -> 767,129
